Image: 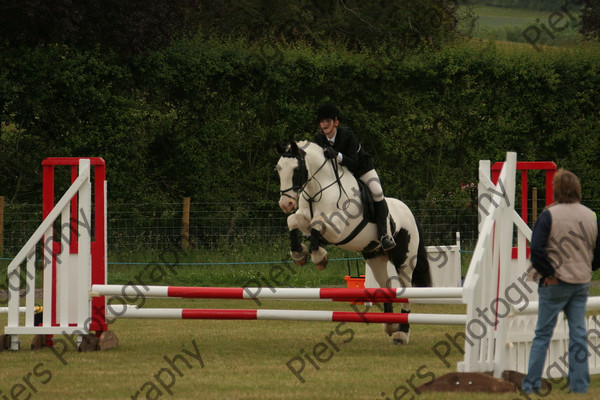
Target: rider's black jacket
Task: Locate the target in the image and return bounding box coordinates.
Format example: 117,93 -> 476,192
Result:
314,127 -> 374,177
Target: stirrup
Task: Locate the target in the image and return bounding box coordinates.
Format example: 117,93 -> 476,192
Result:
380,235 -> 396,251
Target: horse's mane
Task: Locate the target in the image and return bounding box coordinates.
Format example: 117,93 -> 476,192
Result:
296,140 -> 318,152
277,140 -> 329,172
295,140 -> 324,161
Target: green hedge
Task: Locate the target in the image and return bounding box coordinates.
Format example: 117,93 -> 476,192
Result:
1,39 -> 600,208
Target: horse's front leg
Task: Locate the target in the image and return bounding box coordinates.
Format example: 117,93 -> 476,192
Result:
287,213 -> 309,265
309,220 -> 328,270
289,228 -> 308,265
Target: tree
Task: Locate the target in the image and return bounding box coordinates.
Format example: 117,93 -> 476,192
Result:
0,0 -> 202,55
0,0 -> 461,53
195,0 -> 460,51
580,0 -> 600,41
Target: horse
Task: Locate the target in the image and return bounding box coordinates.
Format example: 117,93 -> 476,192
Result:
275,140 -> 431,345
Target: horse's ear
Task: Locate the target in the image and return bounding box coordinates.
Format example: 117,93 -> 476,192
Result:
275,142 -> 287,155
289,141 -> 299,154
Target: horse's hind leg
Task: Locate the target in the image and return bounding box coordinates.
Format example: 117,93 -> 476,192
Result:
365,255 -> 413,345
390,278 -> 412,346
364,256 -> 402,340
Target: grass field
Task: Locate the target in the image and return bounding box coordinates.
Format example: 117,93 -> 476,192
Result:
471,5 -> 542,30
2,299 -> 600,400
461,4 -> 583,47
1,299 -> 599,400
3,245 -> 600,399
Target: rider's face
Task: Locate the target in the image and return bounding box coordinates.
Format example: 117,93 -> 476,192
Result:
319,118 -> 339,138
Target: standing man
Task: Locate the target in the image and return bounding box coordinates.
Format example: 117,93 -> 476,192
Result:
314,103 -> 395,251
522,169 -> 600,394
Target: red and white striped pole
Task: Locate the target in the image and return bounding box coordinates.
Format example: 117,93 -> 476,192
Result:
92,284 -> 463,303
107,306 -> 467,325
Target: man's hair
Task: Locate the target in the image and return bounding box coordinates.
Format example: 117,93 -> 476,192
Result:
553,168 -> 582,203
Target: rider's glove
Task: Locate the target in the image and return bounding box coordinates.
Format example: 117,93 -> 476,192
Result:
324,146 -> 338,159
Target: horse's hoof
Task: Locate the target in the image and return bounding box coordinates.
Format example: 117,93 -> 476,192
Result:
311,248 -> 328,269
391,331 -> 410,345
383,323 -> 399,336
315,257 -> 328,270
293,256 -> 307,266
315,254 -> 328,270
291,245 -> 308,265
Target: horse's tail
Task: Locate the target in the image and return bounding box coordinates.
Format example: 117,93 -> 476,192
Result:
411,224 -> 432,287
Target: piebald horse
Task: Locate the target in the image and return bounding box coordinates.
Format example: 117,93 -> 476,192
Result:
276,141 -> 431,344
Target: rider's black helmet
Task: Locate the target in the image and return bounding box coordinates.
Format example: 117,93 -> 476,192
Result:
316,103 -> 341,122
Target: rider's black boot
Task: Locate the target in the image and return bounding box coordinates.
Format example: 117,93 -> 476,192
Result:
374,200 -> 396,251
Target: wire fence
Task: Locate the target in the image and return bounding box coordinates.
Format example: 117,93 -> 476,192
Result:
1,200 -> 480,256
2,199 -> 598,257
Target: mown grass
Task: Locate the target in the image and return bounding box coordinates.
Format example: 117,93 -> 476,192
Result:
3,299 -> 600,400
471,5 -> 544,29
0,240 -> 361,293
461,4 -> 583,48
3,242 -> 600,398
106,241 -> 362,288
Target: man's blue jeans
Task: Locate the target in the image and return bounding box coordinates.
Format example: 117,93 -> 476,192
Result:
522,281 -> 590,394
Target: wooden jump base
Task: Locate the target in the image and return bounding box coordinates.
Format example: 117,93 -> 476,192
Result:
92,284 -> 464,304
107,306 -> 467,325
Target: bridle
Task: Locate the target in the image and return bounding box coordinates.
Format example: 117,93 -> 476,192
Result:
279,152 -> 309,200
278,149 -> 346,217
277,142 -> 368,247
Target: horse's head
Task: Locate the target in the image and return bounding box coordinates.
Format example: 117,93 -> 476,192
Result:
275,141 -> 308,213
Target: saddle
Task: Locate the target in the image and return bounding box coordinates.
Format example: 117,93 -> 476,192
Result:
356,178 -> 376,223
333,176 -> 397,254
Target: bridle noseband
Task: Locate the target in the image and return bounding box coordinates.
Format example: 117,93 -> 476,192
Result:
279,152 -> 308,200
276,141 -> 366,247
278,148 -> 345,217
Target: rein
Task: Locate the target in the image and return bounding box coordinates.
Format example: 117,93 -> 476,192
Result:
300,157 -> 340,218
279,151 -> 345,219
302,157 -> 368,247
278,142 -> 370,247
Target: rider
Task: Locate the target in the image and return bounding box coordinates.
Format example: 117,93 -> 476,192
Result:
313,103 -> 396,251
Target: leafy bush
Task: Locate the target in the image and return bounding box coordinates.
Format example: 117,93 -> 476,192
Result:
1,39 -> 600,211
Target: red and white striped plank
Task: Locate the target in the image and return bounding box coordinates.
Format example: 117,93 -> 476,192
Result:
106,307 -> 467,325
92,284 -> 463,302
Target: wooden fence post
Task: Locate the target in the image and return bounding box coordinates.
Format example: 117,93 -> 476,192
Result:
182,197 -> 190,250
0,196 -> 3,255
